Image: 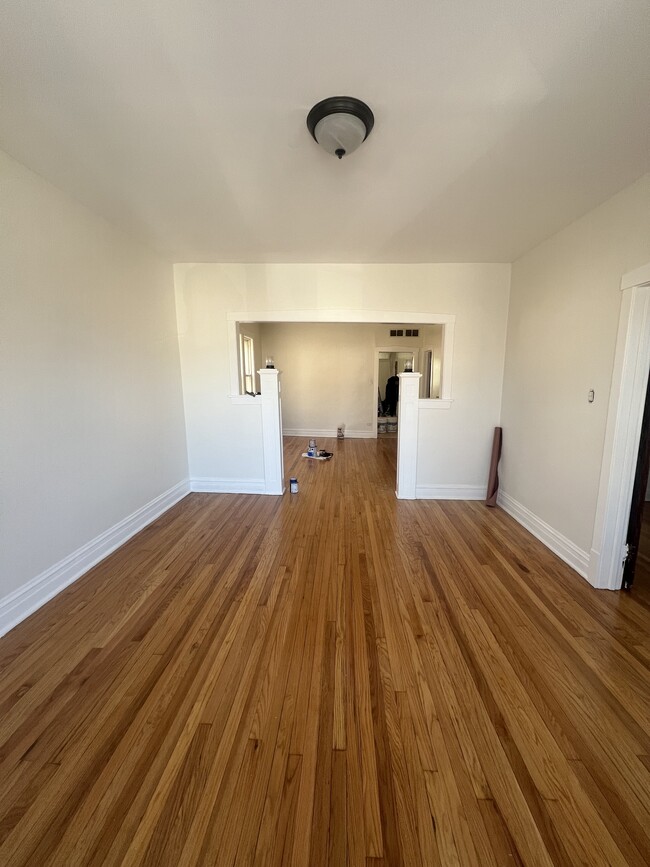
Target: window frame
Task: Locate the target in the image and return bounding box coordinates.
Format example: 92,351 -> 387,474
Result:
240,334 -> 255,394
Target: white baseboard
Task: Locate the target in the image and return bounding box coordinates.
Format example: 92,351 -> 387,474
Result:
0,479 -> 191,639
497,490 -> 591,581
586,548 -> 620,589
191,478 -> 266,494
283,428 -> 375,439
416,484 -> 485,500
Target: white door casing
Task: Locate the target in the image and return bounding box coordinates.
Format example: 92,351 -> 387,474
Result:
589,263 -> 650,589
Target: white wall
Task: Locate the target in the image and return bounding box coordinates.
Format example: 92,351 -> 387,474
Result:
500,173 -> 650,557
0,149 -> 188,609
174,263 -> 511,492
260,322 -> 376,436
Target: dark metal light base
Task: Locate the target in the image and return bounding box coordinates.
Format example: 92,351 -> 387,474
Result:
306,96 -> 374,153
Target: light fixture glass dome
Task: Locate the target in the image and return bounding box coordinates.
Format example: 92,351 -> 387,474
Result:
314,113 -> 367,158
307,96 -> 374,159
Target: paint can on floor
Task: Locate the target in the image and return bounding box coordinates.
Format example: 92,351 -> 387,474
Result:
290,477 -> 299,493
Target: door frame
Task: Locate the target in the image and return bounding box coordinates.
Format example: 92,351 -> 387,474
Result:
589,264 -> 650,589
622,371 -> 650,588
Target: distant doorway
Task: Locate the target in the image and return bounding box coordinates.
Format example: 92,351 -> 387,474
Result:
376,349 -> 415,436
622,367 -> 650,592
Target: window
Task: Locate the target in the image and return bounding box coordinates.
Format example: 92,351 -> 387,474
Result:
240,334 -> 255,394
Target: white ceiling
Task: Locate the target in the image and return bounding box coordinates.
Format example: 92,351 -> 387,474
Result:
1,0 -> 648,263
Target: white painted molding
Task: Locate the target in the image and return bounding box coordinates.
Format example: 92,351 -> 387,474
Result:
228,310 -> 456,325
590,282 -> 650,589
191,478 -> 266,494
0,480 -> 191,638
620,262 -> 650,291
396,373 -> 421,499
440,318 -> 455,400
418,399 -> 453,410
416,485 -> 484,500
498,491 -> 591,582
283,428 -> 375,439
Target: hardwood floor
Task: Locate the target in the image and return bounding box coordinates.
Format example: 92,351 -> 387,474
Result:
0,436 -> 649,866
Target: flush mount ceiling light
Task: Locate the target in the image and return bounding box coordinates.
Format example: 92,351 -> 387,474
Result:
306,96 -> 374,159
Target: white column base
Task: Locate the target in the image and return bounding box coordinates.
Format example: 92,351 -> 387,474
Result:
259,368 -> 285,495
396,372 -> 421,499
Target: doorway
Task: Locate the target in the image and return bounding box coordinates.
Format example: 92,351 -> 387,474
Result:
590,266 -> 650,589
376,349 -> 416,437
622,368 -> 650,595
228,310 -> 455,500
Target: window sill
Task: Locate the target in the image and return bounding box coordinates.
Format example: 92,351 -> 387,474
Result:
229,394 -> 262,405
418,399 -> 453,409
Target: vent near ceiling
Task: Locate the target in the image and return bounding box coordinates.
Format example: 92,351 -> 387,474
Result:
389,328 -> 418,337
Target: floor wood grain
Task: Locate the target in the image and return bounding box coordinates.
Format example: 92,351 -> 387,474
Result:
1,436 -> 649,866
